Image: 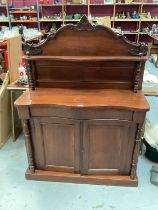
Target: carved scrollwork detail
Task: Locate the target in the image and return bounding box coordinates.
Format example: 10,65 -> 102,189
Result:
130,124 -> 144,180
129,43 -> 148,56
134,62 -> 142,93
24,42 -> 42,56
22,16 -> 148,58
27,60 -> 35,90
23,119 -> 35,173
73,15 -> 95,31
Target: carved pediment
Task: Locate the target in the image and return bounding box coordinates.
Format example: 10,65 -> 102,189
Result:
23,15 -> 148,57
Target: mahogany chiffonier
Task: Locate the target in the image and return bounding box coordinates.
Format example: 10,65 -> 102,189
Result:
15,16 -> 149,187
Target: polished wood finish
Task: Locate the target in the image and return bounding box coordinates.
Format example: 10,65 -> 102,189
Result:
23,16 -> 148,92
25,169 -> 138,187
26,59 -> 144,90
15,17 -> 149,186
15,89 -> 149,111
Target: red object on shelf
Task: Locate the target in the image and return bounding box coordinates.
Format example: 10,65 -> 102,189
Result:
9,11 -> 37,14
4,51 -> 8,70
39,0 -> 44,4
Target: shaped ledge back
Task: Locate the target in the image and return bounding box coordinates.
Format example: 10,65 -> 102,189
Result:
24,16 -> 148,57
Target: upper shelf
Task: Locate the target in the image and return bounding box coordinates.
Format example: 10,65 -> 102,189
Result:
38,4 -> 62,6
38,3 -> 158,6
23,56 -> 148,62
9,11 -> 37,14
115,3 -> 158,5
11,20 -> 38,23
113,19 -> 140,22
111,18 -> 158,22
39,19 -> 63,22
0,20 -> 9,22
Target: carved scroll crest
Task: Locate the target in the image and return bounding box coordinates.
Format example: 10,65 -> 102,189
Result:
128,43 -> 148,56
23,16 -> 148,57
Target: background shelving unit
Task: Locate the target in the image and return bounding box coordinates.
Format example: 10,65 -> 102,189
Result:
8,0 -> 39,29
38,1 -> 64,31
0,0 -> 11,29
0,0 -> 158,43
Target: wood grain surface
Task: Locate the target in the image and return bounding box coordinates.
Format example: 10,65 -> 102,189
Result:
15,88 -> 149,111
16,18 -> 149,186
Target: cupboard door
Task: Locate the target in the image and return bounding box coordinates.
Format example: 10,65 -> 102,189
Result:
82,119 -> 136,175
31,117 -> 80,173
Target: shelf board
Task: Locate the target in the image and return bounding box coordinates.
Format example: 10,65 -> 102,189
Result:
121,31 -> 148,35
90,4 -> 113,5
143,3 -> 158,5
64,19 -> 80,21
9,10 -> 37,14
139,32 -> 148,34
24,55 -> 148,61
0,20 -> 9,22
115,3 -> 141,5
123,32 -> 138,34
141,19 -> 158,22
39,19 -> 63,22
11,20 -> 38,23
65,3 -> 87,6
39,4 -> 62,6
112,18 -> 140,21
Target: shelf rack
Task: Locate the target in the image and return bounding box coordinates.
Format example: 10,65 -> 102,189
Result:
0,0 -> 40,29
0,1 -> 11,28
0,0 -> 158,43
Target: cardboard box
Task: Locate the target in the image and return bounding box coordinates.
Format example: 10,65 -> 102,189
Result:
0,73 -> 11,148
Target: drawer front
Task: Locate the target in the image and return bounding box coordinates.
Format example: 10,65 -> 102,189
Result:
30,106 -> 133,121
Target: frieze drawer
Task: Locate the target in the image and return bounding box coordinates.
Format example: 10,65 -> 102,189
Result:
30,106 -> 133,121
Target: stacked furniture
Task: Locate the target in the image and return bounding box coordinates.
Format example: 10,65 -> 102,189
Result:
15,16 -> 149,186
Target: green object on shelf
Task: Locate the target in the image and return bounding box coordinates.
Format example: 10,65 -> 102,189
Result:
65,15 -> 73,20
72,0 -> 81,4
73,13 -> 81,20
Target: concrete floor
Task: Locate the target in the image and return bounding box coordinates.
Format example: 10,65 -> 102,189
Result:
0,134 -> 158,210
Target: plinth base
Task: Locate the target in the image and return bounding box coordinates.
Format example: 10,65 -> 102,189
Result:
25,168 -> 138,187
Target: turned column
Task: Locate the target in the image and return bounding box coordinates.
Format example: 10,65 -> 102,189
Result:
22,119 -> 35,173
130,124 -> 144,179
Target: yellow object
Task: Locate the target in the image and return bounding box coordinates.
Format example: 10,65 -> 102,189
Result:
96,16 -> 111,28
125,0 -> 133,3
72,0 -> 81,4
